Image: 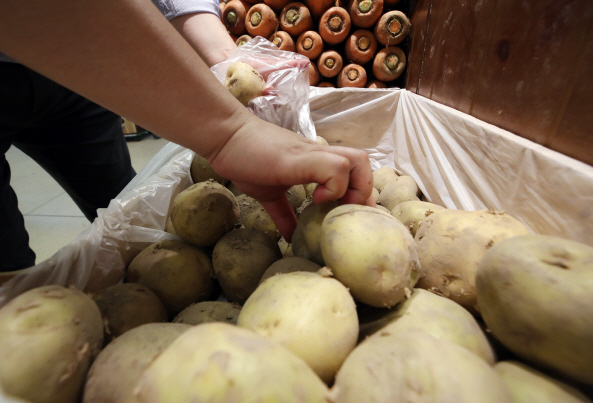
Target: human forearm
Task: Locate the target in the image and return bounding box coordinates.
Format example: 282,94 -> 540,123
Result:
169,12 -> 237,67
0,0 -> 248,160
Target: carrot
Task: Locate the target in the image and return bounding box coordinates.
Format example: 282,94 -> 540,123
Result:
317,50 -> 344,78
269,31 -> 296,52
264,0 -> 291,12
223,0 -> 250,35
296,31 -> 324,60
344,29 -> 377,65
304,0 -> 334,20
236,34 -> 253,47
309,63 -> 321,86
280,2 -> 314,37
318,7 -> 351,45
372,46 -> 406,81
246,3 -> 279,38
317,82 -> 336,88
366,80 -> 387,88
243,0 -> 265,3
348,0 -> 383,29
337,63 -> 367,87
374,10 -> 411,46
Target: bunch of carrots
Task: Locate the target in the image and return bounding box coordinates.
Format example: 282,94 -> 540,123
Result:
220,0 -> 411,88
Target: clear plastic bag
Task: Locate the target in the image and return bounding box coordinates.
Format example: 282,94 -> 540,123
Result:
210,36 -> 316,140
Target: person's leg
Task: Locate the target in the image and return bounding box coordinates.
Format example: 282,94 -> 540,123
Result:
0,63 -> 37,271
13,68 -> 136,222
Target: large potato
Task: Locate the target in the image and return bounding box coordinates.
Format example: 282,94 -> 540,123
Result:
359,288 -> 496,364
127,240 -> 216,317
133,323 -> 329,403
83,323 -> 191,403
377,175 -> 420,211
494,361 -> 592,403
238,271 -> 359,383
172,301 -> 242,325
415,209 -> 530,312
0,285 -> 103,403
391,200 -> 445,236
170,181 -> 240,247
258,256 -> 321,284
320,204 -> 419,307
212,228 -> 282,303
476,234 -> 593,385
330,331 -> 512,403
372,166 -> 399,191
224,61 -> 266,106
190,153 -> 228,185
91,283 -> 168,344
236,194 -> 279,240
291,201 -> 340,266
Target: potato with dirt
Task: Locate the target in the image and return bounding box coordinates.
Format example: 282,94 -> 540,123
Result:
173,301 -> 242,326
415,209 -> 530,313
126,239 -> 216,317
477,234 -> 593,385
239,270 -> 358,383
190,153 -> 228,185
236,194 -> 279,240
133,323 -> 329,403
212,228 -> 282,303
320,204 -> 419,307
0,285 -> 103,403
224,61 -> 266,107
391,200 -> 445,236
83,323 -> 191,403
291,201 -> 340,266
170,180 -> 240,247
258,256 -> 321,284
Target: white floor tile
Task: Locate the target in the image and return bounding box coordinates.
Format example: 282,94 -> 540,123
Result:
127,137 -> 169,172
28,192 -> 84,217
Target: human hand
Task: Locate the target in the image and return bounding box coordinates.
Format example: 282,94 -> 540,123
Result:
209,117 -> 374,242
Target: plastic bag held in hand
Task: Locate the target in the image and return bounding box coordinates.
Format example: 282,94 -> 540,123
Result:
210,36 -> 316,140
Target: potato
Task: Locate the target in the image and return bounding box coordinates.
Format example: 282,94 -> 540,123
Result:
391,200 -> 445,236
236,194 -> 279,240
238,271 -> 358,383
83,323 -> 191,403
494,361 -> 592,403
190,153 -> 228,185
170,180 -> 240,247
291,201 -> 340,266
315,136 -> 329,146
476,234 -> 593,385
0,285 -> 103,403
278,236 -> 293,257
91,283 -> 167,344
377,175 -> 420,211
330,331 -> 512,403
371,186 -> 379,203
320,204 -> 419,307
358,288 -> 496,364
173,301 -> 242,325
126,240 -> 216,317
224,61 -> 265,106
303,182 -> 318,198
415,209 -> 530,312
133,323 -> 329,403
259,256 -> 321,284
287,184 -> 307,211
226,181 -> 243,197
212,228 -> 282,303
372,166 -> 399,191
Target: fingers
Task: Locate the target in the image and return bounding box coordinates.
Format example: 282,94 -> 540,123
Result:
259,197 -> 298,242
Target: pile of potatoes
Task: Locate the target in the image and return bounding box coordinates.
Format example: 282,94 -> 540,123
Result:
1,153 -> 592,403
220,0 -> 411,88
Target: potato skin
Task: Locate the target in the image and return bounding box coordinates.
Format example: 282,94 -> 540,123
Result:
224,61 -> 265,106
377,175 -> 420,211
477,234 -> 593,385
291,201 -> 340,266
415,209 -> 530,313
173,301 -> 242,326
259,256 -> 321,284
320,204 -> 419,307
391,200 -> 445,236
0,285 -> 103,403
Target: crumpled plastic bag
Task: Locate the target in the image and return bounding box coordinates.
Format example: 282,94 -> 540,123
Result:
210,36 -> 316,140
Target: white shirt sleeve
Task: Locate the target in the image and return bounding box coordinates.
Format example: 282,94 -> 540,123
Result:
151,0 -> 222,21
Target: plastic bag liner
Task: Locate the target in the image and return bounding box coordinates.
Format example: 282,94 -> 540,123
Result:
210,36 -> 316,140
1,89 -> 592,315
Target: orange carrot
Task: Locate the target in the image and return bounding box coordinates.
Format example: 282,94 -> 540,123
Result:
374,10 -> 411,46
317,50 -> 343,78
318,7 -> 351,45
348,0 -> 383,28
296,31 -> 324,60
317,81 -> 336,88
309,63 -> 321,86
337,63 -> 367,87
264,0 -> 291,12
269,31 -> 296,52
372,46 -> 406,81
366,80 -> 387,88
246,3 -> 279,38
236,34 -> 253,47
344,29 -> 377,65
304,0 -> 334,20
280,2 -> 314,37
223,0 -> 250,35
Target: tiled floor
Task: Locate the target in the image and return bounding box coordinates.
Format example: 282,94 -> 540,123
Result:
6,136 -> 169,265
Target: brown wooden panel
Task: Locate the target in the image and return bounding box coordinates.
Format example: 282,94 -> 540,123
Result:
546,21 -> 593,166
404,0 -> 431,93
427,1 -> 497,114
470,0 -> 593,146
